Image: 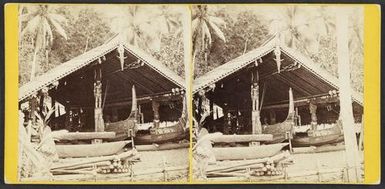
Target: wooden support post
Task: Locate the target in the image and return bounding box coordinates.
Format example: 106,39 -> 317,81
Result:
94,64 -> 105,134
223,105 -> 231,135
309,102 -> 318,130
152,100 -> 160,128
269,110 -> 276,124
28,95 -> 39,142
251,67 -> 261,146
286,132 -> 293,153
358,115 -> 364,151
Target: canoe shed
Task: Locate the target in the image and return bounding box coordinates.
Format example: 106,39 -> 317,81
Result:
19,35 -> 186,135
193,37 -> 363,135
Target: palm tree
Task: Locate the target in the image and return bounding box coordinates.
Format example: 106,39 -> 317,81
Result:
270,6 -> 320,56
20,5 -> 68,80
155,5 -> 180,35
116,6 -> 170,52
192,5 -> 226,62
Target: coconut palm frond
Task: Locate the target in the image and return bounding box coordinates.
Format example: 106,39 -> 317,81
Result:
44,107 -> 56,123
201,21 -> 212,45
208,16 -> 226,27
21,15 -> 41,38
47,13 -> 67,24
20,13 -> 37,23
49,18 -> 68,40
192,18 -> 200,35
207,20 -> 226,43
42,18 -> 53,44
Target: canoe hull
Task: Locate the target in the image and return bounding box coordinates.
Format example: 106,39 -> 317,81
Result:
263,121 -> 294,144
56,141 -> 131,158
292,124 -> 343,147
105,117 -> 136,141
292,134 -> 342,147
213,143 -> 288,161
134,118 -> 188,145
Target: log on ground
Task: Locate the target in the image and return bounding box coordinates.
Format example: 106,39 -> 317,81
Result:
56,132 -> 116,141
211,134 -> 273,143
213,143 -> 288,160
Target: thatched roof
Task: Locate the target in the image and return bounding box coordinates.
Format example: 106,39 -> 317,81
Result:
193,37 -> 363,106
19,35 -> 185,105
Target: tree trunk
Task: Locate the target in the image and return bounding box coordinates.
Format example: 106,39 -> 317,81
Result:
336,8 -> 360,183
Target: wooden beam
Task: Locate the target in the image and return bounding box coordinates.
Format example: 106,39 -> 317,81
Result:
211,134 -> 273,143
114,71 -> 155,94
212,143 -> 288,161
274,74 -> 313,96
54,132 -> 116,141
262,95 -> 339,110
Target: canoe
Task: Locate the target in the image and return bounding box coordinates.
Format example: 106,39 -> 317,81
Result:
292,134 -> 342,147
263,121 -> 293,144
134,96 -> 188,145
134,117 -> 188,145
212,143 -> 288,161
263,88 -> 295,144
105,86 -> 138,141
292,124 -> 343,147
56,140 -> 131,158
105,118 -> 137,141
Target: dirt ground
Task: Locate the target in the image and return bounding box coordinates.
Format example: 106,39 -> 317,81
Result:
284,149 -> 364,182
131,148 -> 189,182
202,146 -> 364,183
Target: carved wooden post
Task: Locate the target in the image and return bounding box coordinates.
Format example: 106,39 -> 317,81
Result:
309,102 -> 318,130
94,63 -> 104,133
223,103 -> 231,135
251,67 -> 262,135
152,100 -> 160,128
269,110 -> 276,124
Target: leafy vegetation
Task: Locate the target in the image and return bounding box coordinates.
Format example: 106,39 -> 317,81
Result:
19,5 -> 185,85
192,5 -> 363,93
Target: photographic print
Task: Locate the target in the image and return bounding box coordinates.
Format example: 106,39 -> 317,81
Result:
191,5 -> 365,183
3,3 -> 380,185
16,4 -> 190,182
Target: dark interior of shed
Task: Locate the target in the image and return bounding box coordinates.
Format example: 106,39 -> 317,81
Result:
45,47 -> 184,132
196,51 -> 363,134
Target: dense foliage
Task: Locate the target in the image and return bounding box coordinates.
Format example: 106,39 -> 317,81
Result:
19,5 -> 363,93
193,6 -> 363,93
19,5 -> 184,86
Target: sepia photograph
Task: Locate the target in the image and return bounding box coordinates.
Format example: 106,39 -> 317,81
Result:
5,3 -> 379,185
191,5 -> 365,183
17,4 -> 190,182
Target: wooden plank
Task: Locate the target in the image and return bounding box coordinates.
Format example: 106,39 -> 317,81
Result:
213,143 -> 288,161
211,134 -> 273,143
292,145 -> 345,154
52,150 -> 137,170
